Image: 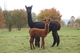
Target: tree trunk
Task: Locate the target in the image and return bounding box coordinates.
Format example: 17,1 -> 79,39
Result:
18,26 -> 21,31
8,24 -> 12,32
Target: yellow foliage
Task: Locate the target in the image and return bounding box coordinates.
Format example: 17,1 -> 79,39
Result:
37,8 -> 62,23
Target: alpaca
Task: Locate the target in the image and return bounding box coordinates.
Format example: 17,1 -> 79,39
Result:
25,5 -> 60,47
29,20 -> 50,49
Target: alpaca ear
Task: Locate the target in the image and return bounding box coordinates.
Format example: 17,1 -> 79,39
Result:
44,19 -> 46,21
25,5 -> 27,8
48,19 -> 50,21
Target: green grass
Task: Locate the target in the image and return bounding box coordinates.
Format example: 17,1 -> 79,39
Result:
0,27 -> 80,53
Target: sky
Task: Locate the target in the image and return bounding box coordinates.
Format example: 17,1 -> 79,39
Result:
0,0 -> 80,20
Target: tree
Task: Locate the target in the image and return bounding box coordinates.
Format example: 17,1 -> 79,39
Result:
61,20 -> 66,27
3,9 -> 27,31
0,7 -> 4,27
12,9 -> 27,31
0,12 -> 5,27
75,18 -> 80,27
70,16 -> 75,21
3,11 -> 13,31
36,8 -> 62,23
67,21 -> 71,27
67,16 -> 75,27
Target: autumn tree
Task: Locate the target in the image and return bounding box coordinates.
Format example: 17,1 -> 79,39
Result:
36,8 -> 62,23
0,7 -> 5,27
0,12 -> 5,27
61,20 -> 66,27
75,18 -> 80,27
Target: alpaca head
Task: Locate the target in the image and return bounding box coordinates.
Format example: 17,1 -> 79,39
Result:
44,19 -> 50,30
25,5 -> 33,12
44,19 -> 50,26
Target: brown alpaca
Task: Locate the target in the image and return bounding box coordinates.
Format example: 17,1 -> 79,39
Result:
29,20 -> 50,49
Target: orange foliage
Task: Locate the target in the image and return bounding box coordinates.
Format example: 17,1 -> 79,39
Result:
0,12 -> 5,27
37,8 -> 62,23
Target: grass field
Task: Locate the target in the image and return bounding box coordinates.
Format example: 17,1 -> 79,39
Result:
0,27 -> 80,53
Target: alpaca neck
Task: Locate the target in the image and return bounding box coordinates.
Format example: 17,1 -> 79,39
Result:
27,11 -> 34,28
45,24 -> 49,34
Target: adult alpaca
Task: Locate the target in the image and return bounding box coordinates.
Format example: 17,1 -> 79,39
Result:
29,20 -> 50,49
25,5 -> 61,47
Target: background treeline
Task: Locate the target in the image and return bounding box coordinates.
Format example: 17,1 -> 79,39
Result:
3,9 -> 27,31
0,7 -> 62,32
0,9 -> 37,32
67,16 -> 80,27
0,7 -> 80,32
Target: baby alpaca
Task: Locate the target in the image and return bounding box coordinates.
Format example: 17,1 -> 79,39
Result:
29,19 -> 50,49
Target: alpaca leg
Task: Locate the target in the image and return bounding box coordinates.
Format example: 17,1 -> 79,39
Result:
35,36 -> 40,47
33,43 -> 35,49
35,37 -> 37,46
57,35 -> 60,46
29,38 -> 33,49
51,31 -> 57,47
30,42 -> 32,49
41,37 -> 45,49
56,32 -> 60,46
41,38 -> 43,48
32,37 -> 35,49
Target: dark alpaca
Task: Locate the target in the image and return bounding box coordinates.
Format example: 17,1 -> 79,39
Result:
25,5 -> 60,47
29,20 -> 50,49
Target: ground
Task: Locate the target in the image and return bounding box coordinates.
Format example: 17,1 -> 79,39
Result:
0,27 -> 80,53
